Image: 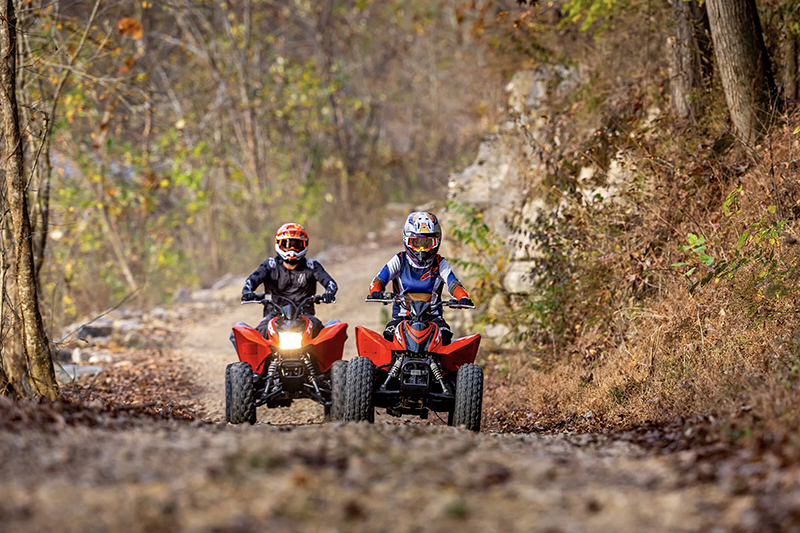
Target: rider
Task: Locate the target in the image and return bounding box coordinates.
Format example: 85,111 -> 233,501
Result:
367,212 -> 473,345
242,223 -> 338,339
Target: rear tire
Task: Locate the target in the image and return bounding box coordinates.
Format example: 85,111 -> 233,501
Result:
452,364 -> 483,432
225,362 -> 255,425
327,360 -> 348,421
343,357 -> 375,423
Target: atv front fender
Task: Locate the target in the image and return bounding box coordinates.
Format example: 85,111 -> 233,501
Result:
308,322 -> 348,373
435,334 -> 481,373
232,325 -> 272,373
355,325 -> 394,367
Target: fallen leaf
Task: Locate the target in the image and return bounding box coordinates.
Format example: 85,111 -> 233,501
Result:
117,17 -> 143,40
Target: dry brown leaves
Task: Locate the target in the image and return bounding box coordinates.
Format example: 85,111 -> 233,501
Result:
64,349 -> 200,421
0,349 -> 201,431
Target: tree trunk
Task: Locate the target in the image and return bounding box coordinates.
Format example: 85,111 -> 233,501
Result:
0,0 -> 58,399
781,24 -> 798,101
669,0 -> 713,120
706,0 -> 777,145
0,216 -> 24,396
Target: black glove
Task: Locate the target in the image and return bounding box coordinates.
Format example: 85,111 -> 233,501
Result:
368,291 -> 383,300
458,297 -> 474,307
241,292 -> 259,302
320,292 -> 335,304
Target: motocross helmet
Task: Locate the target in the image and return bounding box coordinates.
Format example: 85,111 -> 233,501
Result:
403,212 -> 441,267
275,222 -> 309,264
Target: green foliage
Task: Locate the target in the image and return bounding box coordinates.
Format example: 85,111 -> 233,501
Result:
561,0 -> 619,32
447,200 -> 506,302
672,185 -> 792,295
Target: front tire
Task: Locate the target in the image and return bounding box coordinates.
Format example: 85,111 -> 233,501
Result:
343,357 -> 375,423
225,362 -> 256,425
327,360 -> 348,421
451,363 -> 483,432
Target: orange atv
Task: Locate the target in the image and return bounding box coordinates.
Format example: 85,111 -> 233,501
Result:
226,294 -> 348,424
345,293 -> 483,431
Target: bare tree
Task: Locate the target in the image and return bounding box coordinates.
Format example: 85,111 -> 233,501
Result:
669,0 -> 712,120
781,26 -> 797,101
780,5 -> 799,101
706,0 -> 776,145
0,0 -> 58,399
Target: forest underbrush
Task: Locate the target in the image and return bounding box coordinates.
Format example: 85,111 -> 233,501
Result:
478,100 -> 800,454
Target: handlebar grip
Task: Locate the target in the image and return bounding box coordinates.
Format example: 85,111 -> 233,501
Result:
240,293 -> 267,304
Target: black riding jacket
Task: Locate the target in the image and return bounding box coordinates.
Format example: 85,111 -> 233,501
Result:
243,256 -> 338,317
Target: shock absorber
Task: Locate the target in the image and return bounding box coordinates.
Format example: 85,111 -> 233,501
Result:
303,355 -> 321,396
381,353 -> 404,389
429,359 -> 451,395
261,358 -> 280,400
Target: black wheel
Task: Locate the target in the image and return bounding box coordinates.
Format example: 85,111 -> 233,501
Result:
343,357 -> 375,423
225,362 -> 255,425
326,360 -> 348,421
452,364 -> 483,432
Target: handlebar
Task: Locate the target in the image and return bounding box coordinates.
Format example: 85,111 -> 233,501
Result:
241,294 -> 334,306
364,292 -> 475,310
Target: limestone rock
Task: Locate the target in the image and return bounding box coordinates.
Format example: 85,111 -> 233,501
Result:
503,261 -> 537,295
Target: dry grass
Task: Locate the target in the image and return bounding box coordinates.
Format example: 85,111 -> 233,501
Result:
488,108 -> 800,442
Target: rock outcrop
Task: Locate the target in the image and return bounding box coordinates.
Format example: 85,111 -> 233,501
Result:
446,64 -> 659,344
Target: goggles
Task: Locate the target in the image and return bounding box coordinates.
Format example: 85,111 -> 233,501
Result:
408,236 -> 437,252
278,238 -> 307,252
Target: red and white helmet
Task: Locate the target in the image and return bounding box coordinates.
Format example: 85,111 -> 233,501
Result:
403,212 -> 441,267
275,222 -> 309,263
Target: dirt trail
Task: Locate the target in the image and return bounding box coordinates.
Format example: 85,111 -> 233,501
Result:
0,245 -> 770,532
0,423 -> 758,533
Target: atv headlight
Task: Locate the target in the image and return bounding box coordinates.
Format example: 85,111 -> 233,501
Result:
279,332 -> 302,350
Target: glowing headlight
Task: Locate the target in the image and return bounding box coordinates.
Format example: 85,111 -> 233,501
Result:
279,332 -> 303,350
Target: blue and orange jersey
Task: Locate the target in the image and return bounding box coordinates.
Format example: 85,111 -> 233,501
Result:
369,252 -> 469,317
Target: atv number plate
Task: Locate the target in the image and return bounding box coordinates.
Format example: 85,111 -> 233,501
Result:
408,369 -> 427,376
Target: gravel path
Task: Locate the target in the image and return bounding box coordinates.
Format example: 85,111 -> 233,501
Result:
0,423 -> 758,532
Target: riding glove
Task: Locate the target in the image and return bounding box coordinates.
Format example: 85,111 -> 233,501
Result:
241,292 -> 259,302
321,291 -> 336,304
458,297 -> 474,307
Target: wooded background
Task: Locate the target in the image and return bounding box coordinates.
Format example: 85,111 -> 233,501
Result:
2,0 -> 799,401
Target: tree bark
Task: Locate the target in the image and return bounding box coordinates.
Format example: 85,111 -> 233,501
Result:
0,215 -> 24,396
781,24 -> 798,101
0,0 -> 58,399
706,0 -> 777,145
669,0 -> 712,120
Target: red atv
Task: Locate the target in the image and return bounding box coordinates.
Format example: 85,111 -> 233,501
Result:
345,293 -> 483,431
226,294 -> 348,424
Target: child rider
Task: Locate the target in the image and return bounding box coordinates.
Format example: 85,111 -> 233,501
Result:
367,212 -> 473,345
242,222 -> 338,339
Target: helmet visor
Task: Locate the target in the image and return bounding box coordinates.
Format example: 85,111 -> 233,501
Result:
408,236 -> 437,252
278,238 -> 307,252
